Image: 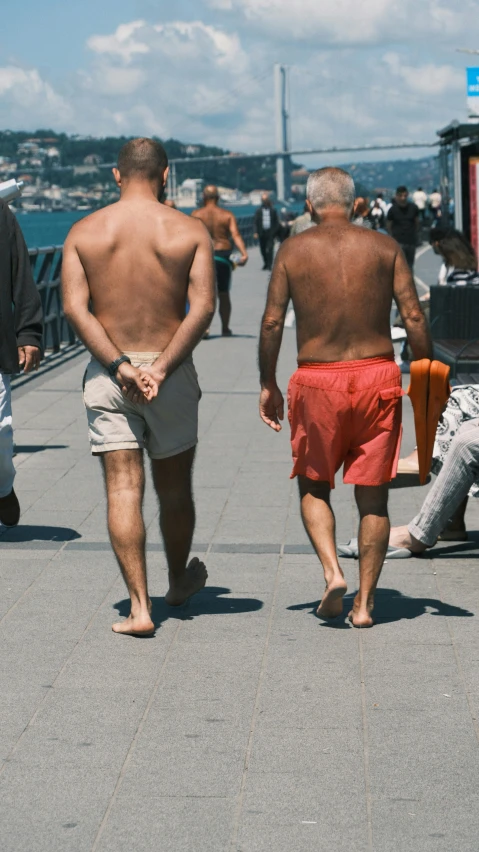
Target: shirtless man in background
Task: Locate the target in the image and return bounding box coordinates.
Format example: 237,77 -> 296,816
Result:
192,185 -> 248,336
62,138 -> 215,636
259,167 -> 432,627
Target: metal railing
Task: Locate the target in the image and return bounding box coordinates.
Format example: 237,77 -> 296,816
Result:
29,245 -> 76,352
237,214 -> 256,247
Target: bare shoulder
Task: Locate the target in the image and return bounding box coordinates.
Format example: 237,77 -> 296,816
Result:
170,208 -> 212,248
279,227 -> 313,260
65,204 -> 119,245
353,225 -> 397,251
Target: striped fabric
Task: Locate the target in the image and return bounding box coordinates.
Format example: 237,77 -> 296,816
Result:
409,418 -> 479,546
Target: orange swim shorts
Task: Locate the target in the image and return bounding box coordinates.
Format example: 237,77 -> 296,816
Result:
288,355 -> 403,487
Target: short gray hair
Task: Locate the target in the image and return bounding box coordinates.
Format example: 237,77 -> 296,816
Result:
306,167 -> 355,213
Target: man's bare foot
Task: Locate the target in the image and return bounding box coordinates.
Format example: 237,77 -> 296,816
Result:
316,578 -> 348,619
112,611 -> 155,636
389,525 -> 428,553
348,594 -> 374,628
165,557 -> 208,606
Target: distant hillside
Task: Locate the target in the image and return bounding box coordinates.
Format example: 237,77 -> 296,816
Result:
342,157 -> 440,196
0,129 -> 280,194
0,129 -> 439,198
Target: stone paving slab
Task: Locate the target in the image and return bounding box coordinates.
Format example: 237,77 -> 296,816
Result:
0,245 -> 478,851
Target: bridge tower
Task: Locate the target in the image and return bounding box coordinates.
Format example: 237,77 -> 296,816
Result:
274,64 -> 291,202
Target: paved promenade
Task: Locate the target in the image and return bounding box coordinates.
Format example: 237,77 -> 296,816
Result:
1,246 -> 478,851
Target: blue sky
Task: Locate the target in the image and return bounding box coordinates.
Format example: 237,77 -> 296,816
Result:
0,0 -> 477,164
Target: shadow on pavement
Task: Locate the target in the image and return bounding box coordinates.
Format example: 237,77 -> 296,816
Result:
114,585 -> 264,631
420,536 -> 479,559
287,587 -> 474,627
204,334 -> 257,340
0,525 -> 81,542
14,445 -> 69,454
390,473 -> 431,488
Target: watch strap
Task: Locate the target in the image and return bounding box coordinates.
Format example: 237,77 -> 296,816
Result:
108,355 -> 131,376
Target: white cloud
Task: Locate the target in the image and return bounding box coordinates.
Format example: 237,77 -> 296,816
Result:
383,53 -> 463,96
87,21 -> 150,63
82,66 -> 146,96
206,0 -> 473,45
76,19 -> 252,137
0,66 -> 73,127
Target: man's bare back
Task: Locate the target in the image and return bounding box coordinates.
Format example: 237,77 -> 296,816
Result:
276,218 -> 415,364
192,204 -> 235,251
68,198 -> 212,353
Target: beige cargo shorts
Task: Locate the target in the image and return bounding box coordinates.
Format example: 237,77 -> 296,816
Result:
83,352 -> 201,459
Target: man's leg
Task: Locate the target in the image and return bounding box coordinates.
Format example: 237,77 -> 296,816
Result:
400,243 -> 416,271
151,447 -> 207,606
298,476 -> 347,618
265,234 -> 274,270
101,449 -> 154,635
350,484 -> 389,627
391,419 -> 479,551
0,373 -> 20,526
218,291 -> 232,335
259,234 -> 268,268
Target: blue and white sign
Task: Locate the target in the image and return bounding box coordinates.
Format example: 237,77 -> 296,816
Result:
467,67 -> 479,114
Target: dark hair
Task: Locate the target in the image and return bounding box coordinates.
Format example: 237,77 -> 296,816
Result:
117,138 -> 168,180
396,185 -> 408,195
431,227 -> 477,270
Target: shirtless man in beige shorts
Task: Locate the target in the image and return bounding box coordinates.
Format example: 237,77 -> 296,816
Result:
62,138 -> 215,636
192,185 -> 248,336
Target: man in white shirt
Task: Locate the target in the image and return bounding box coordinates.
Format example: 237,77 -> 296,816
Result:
429,189 -> 442,221
412,187 -> 428,222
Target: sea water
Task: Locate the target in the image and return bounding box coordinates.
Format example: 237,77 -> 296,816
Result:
17,204 -> 303,249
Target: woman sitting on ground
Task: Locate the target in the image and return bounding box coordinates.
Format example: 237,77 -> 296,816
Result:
430,227 -> 479,287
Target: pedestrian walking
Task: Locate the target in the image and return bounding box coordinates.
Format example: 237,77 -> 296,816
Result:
412,186 -> 428,222
254,193 -> 279,270
289,203 -> 315,236
386,185 -> 420,270
62,138 -> 215,636
429,188 -> 442,222
192,185 -> 248,336
258,167 -> 432,627
0,199 -> 42,527
369,198 -> 386,231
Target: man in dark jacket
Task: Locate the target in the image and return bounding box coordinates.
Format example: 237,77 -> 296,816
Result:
254,193 -> 280,270
0,200 -> 43,525
386,186 -> 420,270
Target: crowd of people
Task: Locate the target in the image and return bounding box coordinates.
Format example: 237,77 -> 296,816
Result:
0,137 -> 478,634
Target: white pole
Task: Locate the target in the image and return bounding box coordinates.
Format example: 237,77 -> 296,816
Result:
283,66 -> 291,200
275,64 -> 285,202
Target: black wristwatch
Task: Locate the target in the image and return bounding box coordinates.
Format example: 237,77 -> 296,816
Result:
108,354 -> 131,376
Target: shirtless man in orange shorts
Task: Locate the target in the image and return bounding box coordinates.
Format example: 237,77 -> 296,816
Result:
62,138 -> 215,636
192,186 -> 248,336
258,167 -> 432,627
